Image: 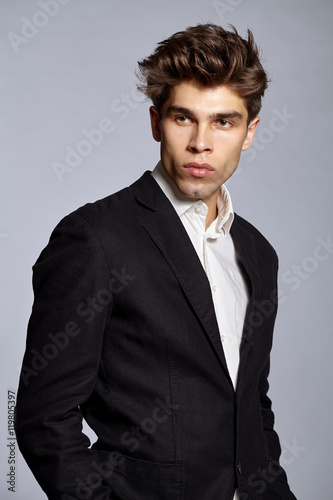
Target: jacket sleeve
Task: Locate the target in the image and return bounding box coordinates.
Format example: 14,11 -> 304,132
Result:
15,213 -> 115,500
255,243 -> 297,499
258,359 -> 297,499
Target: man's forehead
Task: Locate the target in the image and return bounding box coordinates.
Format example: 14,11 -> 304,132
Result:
163,80 -> 248,119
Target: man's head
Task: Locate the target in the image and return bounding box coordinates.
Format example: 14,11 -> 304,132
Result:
137,23 -> 268,123
137,24 -> 269,214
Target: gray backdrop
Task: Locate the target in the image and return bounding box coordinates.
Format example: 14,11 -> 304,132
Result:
1,0 -> 332,498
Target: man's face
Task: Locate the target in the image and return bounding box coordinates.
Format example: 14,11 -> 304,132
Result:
150,80 -> 259,207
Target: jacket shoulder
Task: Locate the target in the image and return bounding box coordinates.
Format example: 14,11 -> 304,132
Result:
50,185 -> 135,237
75,185 -> 133,221
234,213 -> 278,264
64,170 -> 155,229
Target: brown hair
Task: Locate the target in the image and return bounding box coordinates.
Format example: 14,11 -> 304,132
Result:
137,23 -> 269,122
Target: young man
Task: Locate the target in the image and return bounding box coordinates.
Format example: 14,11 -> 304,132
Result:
15,24 -> 297,500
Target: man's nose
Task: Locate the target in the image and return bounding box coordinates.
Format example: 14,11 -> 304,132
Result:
187,125 -> 213,154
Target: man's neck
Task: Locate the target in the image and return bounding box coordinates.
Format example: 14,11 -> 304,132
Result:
201,194 -> 219,230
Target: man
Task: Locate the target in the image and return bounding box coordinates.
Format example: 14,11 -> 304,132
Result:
15,24 -> 297,500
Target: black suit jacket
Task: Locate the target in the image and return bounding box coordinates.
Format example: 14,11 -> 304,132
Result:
15,172 -> 297,500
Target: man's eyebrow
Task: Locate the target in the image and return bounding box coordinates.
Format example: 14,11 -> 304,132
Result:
210,111 -> 244,121
166,106 -> 244,121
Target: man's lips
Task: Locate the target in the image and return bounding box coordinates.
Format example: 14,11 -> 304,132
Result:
183,162 -> 215,178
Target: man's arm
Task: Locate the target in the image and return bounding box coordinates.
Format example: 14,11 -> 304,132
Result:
15,213 -> 114,500
253,243 -> 297,499
257,358 -> 297,499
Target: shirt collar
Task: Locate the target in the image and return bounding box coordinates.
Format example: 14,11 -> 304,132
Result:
151,161 -> 234,236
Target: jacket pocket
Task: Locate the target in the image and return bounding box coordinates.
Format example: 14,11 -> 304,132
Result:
105,452 -> 185,500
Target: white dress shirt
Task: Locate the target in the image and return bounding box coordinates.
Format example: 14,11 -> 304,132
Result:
152,161 -> 250,500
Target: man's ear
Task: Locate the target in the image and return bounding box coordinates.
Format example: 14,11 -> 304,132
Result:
149,106 -> 162,142
242,116 -> 260,151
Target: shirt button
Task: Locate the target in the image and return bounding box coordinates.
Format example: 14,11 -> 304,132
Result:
221,335 -> 225,342
195,205 -> 202,213
212,285 -> 217,293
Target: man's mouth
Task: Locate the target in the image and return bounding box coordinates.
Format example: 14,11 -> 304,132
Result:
183,162 -> 215,178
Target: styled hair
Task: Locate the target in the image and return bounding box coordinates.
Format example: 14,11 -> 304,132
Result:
137,23 -> 269,122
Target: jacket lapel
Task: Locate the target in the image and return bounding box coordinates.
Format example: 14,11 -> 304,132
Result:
230,215 -> 261,315
230,216 -> 261,396
130,172 -> 230,378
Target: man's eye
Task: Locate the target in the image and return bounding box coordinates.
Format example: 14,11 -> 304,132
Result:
176,116 -> 190,123
218,120 -> 231,127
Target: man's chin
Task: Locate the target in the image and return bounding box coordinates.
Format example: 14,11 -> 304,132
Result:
176,181 -> 218,201
176,185 -> 206,201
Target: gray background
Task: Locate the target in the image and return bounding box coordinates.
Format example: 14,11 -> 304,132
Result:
1,0 -> 332,498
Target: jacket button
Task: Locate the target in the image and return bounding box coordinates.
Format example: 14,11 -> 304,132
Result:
237,461 -> 242,474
